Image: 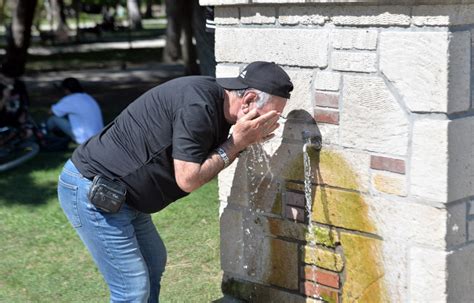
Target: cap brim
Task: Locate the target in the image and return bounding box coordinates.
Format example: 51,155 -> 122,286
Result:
216,77 -> 249,90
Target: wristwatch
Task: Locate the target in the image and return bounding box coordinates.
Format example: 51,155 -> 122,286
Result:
215,147 -> 230,168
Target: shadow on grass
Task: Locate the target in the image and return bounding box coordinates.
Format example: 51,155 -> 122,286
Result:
0,149 -> 72,207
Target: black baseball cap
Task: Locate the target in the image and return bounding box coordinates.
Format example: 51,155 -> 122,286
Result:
217,61 -> 293,99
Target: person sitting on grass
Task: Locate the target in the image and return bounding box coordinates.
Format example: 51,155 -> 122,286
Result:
47,77 -> 104,144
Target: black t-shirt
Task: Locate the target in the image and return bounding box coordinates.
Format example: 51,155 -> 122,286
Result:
72,76 -> 231,213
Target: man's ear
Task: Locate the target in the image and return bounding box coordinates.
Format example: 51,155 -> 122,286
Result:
240,91 -> 257,114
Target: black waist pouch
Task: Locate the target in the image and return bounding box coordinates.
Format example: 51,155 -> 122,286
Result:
88,175 -> 127,213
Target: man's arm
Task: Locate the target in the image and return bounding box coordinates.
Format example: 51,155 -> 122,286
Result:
174,109 -> 280,193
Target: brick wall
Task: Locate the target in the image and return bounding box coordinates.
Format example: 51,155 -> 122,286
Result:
210,1 -> 474,302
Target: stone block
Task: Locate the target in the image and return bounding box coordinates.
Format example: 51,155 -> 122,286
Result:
216,64 -> 241,78
240,6 -> 275,24
469,199 -> 474,216
215,28 -> 329,67
380,32 -> 449,113
370,155 -> 406,174
409,247 -> 448,302
411,119 -> 449,203
318,123 -> 339,146
279,6 -> 328,25
370,196 -> 447,249
332,29 -> 378,50
306,225 -> 340,248
218,156 -> 240,202
330,5 -> 411,26
331,51 -> 377,73
314,71 -> 341,92
340,75 -> 409,156
447,243 -> 474,302
468,221 -> 474,242
222,275 -> 307,303
317,148 -> 370,192
214,6 -> 240,25
314,108 -> 339,125
412,4 -> 474,26
312,188 -> 377,234
220,208 -> 244,275
262,237 -> 299,290
371,171 -> 407,197
282,69 -> 314,117
303,246 -> 344,272
448,116 -> 474,202
339,232 -> 388,302
446,201 -> 467,247
315,91 -> 339,109
266,217 -> 306,240
448,31 -> 471,113
303,266 -> 340,289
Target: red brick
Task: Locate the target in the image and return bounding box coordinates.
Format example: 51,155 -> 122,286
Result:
370,155 -> 406,174
315,91 -> 339,109
285,205 -> 305,223
303,266 -> 340,289
314,109 -> 339,125
301,281 -> 339,301
286,191 -> 305,208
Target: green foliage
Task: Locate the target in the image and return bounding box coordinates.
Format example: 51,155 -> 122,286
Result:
0,152 -> 222,302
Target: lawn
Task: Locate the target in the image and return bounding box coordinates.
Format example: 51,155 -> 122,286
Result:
0,150 -> 223,302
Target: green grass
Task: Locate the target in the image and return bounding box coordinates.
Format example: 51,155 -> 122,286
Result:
0,151 -> 223,302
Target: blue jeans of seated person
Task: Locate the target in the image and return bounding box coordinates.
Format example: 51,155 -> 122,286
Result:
47,116 -> 74,140
58,160 -> 167,303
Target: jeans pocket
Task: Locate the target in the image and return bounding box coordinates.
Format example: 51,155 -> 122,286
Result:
58,178 -> 81,228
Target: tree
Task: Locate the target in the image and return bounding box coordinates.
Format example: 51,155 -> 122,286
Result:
2,0 -> 38,77
127,0 -> 142,29
50,0 -> 68,32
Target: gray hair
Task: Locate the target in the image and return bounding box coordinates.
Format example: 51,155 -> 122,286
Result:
232,88 -> 272,109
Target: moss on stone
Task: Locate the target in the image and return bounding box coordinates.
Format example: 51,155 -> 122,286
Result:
340,233 -> 388,302
312,187 -> 377,234
266,148 -> 386,301
306,225 -> 339,248
271,192 -> 282,215
303,246 -> 344,272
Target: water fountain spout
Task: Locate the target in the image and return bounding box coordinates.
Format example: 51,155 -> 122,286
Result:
302,130 -> 322,152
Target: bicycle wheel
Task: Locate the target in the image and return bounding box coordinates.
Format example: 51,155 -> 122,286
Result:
0,141 -> 40,172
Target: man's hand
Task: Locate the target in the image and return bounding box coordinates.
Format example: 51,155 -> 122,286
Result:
231,109 -> 280,151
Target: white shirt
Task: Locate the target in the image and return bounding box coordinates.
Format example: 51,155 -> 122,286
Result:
51,93 -> 104,144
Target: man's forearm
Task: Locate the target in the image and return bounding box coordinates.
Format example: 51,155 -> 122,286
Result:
185,136 -> 243,192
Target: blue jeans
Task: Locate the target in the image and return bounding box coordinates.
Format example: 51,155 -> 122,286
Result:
58,160 -> 167,303
47,116 -> 74,140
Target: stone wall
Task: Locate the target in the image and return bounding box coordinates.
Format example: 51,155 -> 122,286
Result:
204,1 -> 474,302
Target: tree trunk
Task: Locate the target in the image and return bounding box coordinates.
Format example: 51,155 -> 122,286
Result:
0,0 -> 6,23
50,0 -> 68,31
144,0 -> 153,18
127,0 -> 142,30
2,0 -> 38,77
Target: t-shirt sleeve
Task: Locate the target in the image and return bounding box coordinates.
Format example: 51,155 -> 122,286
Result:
51,96 -> 72,117
172,103 -> 216,164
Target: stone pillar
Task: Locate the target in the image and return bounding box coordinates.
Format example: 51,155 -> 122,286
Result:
202,1 -> 474,301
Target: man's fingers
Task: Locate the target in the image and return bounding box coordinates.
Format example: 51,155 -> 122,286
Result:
253,110 -> 279,125
240,108 -> 259,121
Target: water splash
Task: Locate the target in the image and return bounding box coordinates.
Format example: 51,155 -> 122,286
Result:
302,130 -> 323,300
303,142 -> 314,239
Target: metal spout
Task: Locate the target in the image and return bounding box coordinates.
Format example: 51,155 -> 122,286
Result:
302,130 -> 322,152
